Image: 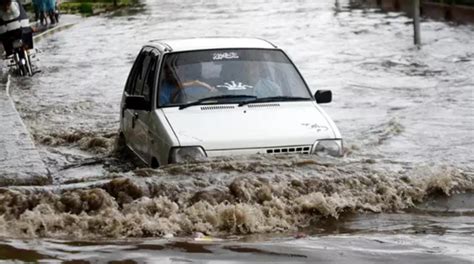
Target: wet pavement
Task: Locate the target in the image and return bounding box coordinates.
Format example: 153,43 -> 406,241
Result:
0,0 -> 473,263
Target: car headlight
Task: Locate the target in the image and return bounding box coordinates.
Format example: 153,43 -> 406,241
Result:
168,146 -> 207,164
313,139 -> 343,157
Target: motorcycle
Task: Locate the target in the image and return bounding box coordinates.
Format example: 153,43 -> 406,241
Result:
4,28 -> 34,77
10,38 -> 33,76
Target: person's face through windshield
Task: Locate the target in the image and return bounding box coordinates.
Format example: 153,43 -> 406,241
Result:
246,61 -> 265,85
176,63 -> 203,84
163,65 -> 177,86
1,0 -> 12,12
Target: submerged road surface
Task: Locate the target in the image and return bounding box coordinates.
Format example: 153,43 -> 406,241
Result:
1,0 -> 473,263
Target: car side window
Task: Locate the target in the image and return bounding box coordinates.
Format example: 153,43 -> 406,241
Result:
134,53 -> 152,96
125,52 -> 146,95
142,54 -> 158,103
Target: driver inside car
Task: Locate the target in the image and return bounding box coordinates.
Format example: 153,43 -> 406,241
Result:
159,63 -> 216,106
0,0 -> 32,57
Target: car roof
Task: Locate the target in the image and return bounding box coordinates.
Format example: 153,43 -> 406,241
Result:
148,37 -> 277,52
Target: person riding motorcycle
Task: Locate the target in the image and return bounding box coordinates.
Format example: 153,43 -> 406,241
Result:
0,0 -> 32,57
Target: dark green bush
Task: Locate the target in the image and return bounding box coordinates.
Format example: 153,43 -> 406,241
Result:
79,3 -> 93,14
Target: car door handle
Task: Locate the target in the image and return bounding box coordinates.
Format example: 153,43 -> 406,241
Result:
132,112 -> 139,128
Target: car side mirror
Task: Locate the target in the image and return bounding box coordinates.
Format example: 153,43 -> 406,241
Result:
125,95 -> 150,111
315,90 -> 332,104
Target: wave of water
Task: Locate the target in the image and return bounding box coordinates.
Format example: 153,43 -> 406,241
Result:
1,156 -> 472,239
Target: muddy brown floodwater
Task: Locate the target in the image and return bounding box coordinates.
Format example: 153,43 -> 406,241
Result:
1,0 -> 473,263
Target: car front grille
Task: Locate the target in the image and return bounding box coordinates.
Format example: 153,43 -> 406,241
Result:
201,105 -> 235,110
248,103 -> 280,108
266,146 -> 312,154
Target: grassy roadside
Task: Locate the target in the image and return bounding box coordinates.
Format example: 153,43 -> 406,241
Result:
60,0 -> 139,16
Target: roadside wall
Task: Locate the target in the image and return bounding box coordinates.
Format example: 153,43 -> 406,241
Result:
357,0 -> 474,24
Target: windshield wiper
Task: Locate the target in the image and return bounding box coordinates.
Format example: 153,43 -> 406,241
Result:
179,95 -> 257,109
238,96 -> 310,106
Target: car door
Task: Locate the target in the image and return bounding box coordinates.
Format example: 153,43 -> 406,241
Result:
133,50 -> 159,163
122,49 -> 150,161
122,50 -> 144,147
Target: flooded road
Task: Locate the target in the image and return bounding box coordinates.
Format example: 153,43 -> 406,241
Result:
2,0 -> 474,262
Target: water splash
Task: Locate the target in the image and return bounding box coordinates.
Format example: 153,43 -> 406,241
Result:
0,157 -> 471,239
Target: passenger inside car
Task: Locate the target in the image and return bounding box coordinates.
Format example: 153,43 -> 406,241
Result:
216,60 -> 283,97
245,61 -> 283,97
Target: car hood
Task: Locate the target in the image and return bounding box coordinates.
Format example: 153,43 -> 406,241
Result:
162,102 -> 336,150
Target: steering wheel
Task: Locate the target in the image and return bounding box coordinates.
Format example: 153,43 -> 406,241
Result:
171,81 -> 215,103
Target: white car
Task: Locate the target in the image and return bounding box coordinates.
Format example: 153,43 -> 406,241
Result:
120,37 -> 342,167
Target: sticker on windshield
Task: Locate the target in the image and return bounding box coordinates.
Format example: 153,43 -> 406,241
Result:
217,81 -> 253,90
212,52 -> 239,60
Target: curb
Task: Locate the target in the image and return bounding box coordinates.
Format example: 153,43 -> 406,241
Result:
33,23 -> 76,42
0,76 -> 51,186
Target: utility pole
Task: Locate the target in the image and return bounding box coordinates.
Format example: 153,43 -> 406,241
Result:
413,0 -> 421,46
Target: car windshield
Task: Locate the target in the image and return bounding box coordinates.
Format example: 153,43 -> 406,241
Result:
157,49 -> 312,107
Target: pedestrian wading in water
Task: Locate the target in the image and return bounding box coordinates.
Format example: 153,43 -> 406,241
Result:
33,0 -> 58,26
